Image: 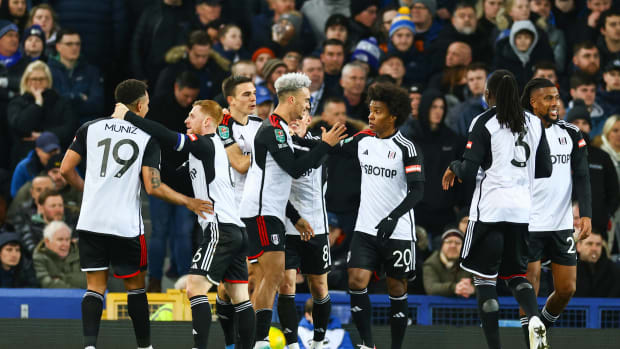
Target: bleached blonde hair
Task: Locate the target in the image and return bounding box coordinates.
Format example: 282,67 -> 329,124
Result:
275,72 -> 311,98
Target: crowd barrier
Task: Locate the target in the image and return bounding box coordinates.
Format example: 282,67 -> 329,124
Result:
1,289 -> 619,328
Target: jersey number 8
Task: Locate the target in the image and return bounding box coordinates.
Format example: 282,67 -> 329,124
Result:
97,138 -> 139,178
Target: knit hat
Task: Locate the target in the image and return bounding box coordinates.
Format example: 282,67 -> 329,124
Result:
0,20 -> 18,39
261,58 -> 287,79
251,47 -> 275,63
22,25 -> 46,46
412,0 -> 437,17
351,37 -> 381,70
389,14 -> 416,38
441,228 -> 464,243
565,99 -> 592,127
350,0 -> 380,18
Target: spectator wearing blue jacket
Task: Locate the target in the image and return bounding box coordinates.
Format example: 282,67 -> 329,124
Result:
297,297 -> 354,349
48,29 -> 103,125
387,12 -> 432,85
596,59 -> 620,118
10,132 -> 60,198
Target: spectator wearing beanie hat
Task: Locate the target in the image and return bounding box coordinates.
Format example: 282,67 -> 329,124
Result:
0,20 -> 21,68
387,11 -> 432,85
423,228 -> 475,297
252,47 -> 276,85
257,58 -> 287,107
0,20 -> 23,104
351,37 -> 382,72
349,0 -> 379,49
21,25 -> 46,62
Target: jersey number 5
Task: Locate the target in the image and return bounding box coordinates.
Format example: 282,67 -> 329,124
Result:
511,131 -> 531,167
97,138 -> 139,178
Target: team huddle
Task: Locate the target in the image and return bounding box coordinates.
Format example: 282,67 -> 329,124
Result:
59,69 -> 590,349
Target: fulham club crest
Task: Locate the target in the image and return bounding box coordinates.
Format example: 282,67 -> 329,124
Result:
271,234 -> 280,245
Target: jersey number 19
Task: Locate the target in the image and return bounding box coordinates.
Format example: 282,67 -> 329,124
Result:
97,138 -> 139,178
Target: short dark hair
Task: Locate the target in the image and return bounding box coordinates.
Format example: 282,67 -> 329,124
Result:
598,7 -> 620,32
175,71 -> 200,90
38,188 -> 61,206
323,96 -> 346,108
454,1 -> 475,12
466,62 -> 488,74
371,74 -> 397,85
222,75 -> 253,98
573,41 -> 597,56
114,79 -> 148,106
299,55 -> 322,70
520,78 -> 556,112
533,61 -> 557,74
367,83 -> 411,127
322,38 -> 345,52
188,30 -> 212,49
55,28 -> 79,44
570,72 -> 596,89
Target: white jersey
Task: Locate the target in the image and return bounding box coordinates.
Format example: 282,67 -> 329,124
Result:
465,108 -> 548,223
340,130 -> 424,241
530,121 -> 587,231
285,132 -> 328,236
217,114 -> 262,204
70,118 -> 160,238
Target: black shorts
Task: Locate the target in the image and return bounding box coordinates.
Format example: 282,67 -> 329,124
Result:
285,234 -> 331,275
460,221 -> 529,280
347,231 -> 415,279
243,216 -> 285,261
189,222 -> 248,285
528,229 -> 577,266
78,230 -> 147,279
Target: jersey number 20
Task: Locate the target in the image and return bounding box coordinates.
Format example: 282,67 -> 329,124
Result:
97,138 -> 139,178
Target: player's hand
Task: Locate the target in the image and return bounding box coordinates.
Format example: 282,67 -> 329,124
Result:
442,167 -> 457,190
186,198 -> 214,219
295,217 -> 315,241
321,122 -> 347,147
577,217 -> 592,241
112,103 -> 130,120
376,216 -> 398,241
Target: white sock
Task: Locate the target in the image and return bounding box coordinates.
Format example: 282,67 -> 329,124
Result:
288,343 -> 300,349
254,340 -> 270,349
138,346 -> 153,349
85,346 -> 96,349
310,340 -> 324,349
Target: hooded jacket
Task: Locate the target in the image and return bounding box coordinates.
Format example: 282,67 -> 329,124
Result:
509,20 -> 539,67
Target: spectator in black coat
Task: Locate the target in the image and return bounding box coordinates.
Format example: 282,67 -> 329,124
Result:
387,11 -> 433,85
406,90 -> 467,241
339,61 -> 370,122
0,231 -> 39,288
320,39 -> 346,91
575,231 -> 620,297
596,8 -> 620,70
445,62 -> 489,135
347,0 -> 379,49
26,4 -> 60,54
427,41 -> 472,105
0,0 -> 28,33
131,0 -> 193,85
7,61 -> 77,168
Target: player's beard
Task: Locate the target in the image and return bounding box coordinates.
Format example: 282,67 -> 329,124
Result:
540,110 -> 557,124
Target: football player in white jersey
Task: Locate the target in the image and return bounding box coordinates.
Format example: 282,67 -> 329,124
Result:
214,75 -> 263,349
111,100 -> 256,349
238,73 -> 346,349
336,83 -> 425,349
518,78 -> 592,345
442,70 -> 553,349
60,79 -> 212,349
276,109 -> 332,349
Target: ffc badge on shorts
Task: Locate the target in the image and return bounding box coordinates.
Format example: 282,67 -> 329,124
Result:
271,234 -> 280,245
274,129 -> 286,143
218,125 -> 230,139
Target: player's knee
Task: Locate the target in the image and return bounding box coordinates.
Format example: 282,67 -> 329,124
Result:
506,277 -> 532,292
186,275 -> 210,297
481,299 -> 499,313
279,280 -> 295,295
309,281 -> 328,299
348,275 -> 365,290
557,282 -> 576,300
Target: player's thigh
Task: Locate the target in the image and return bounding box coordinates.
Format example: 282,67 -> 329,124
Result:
186,274 -> 212,297
257,250 -> 285,277
347,232 -> 379,275
299,234 -> 331,275
549,230 -> 578,266
110,234 -> 147,279
284,235 -> 302,273
224,282 -> 250,304
551,262 -> 577,296
78,230 -> 111,273
526,260 -> 542,293
527,231 -> 547,264
190,223 -> 244,286
499,223 -> 529,279
244,216 -> 286,260
461,221 -> 504,278
382,239 -> 415,280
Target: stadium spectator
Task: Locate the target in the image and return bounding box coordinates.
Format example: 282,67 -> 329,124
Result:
6,175 -> 53,231
410,0 -> 443,52
282,50 -> 302,73
7,60 -> 77,168
597,8 -> 620,70
348,0 -> 379,49
570,0 -> 613,48
10,131 -> 60,198
427,41 -> 471,104
145,71 -> 200,292
597,59 -> 620,118
532,61 -> 569,104
49,29 -> 104,124
0,231 -> 38,288
301,0 -> 351,44
297,297 -> 354,349
423,228 -> 474,297
378,53 -> 406,86
0,0 -> 27,33
0,21 -> 21,169
0,20 -> 21,70
231,59 -> 257,81
258,58 -> 288,107
192,0 -> 223,32
387,11 -> 433,85
323,14 -> 351,52
33,221 -> 85,289
250,0 -> 316,55
256,85 -> 274,120
18,189 -> 71,257
213,24 -> 250,65
15,25 -> 47,69
574,231 -> 620,297
350,37 -> 382,74
252,46 -> 276,86
475,0 -> 503,47
300,56 -> 327,116
374,4 -> 398,52
131,0 -> 193,84
26,4 -> 59,53
155,30 -> 226,101
409,83 -> 423,120
567,73 -> 605,136
566,102 -> 620,237
596,115 -> 620,183
445,62 -> 488,135
339,61 -> 369,121
321,39 -> 346,90
571,41 -> 601,78
530,0 -> 567,72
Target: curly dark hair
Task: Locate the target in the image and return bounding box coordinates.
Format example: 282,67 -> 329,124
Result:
366,83 -> 411,127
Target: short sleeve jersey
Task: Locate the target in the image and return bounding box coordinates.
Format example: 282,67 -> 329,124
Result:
216,114 -> 263,204
530,120 -> 588,231
239,114 -> 296,223
285,132 -> 328,236
69,118 -> 160,238
465,109 -> 545,223
340,130 -> 424,241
